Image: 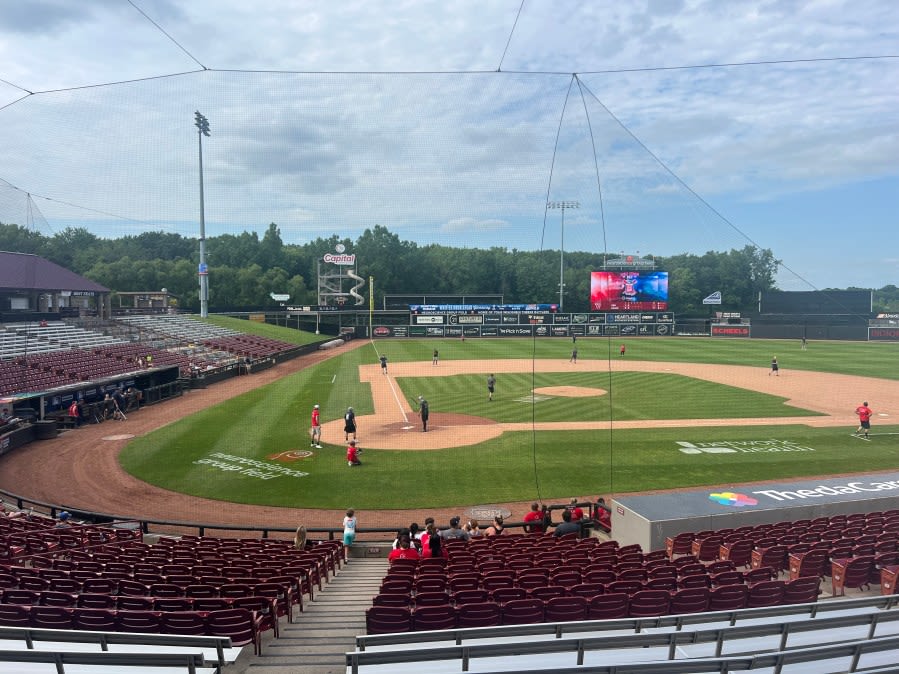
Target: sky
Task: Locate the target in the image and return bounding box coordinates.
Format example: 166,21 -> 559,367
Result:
0,0 -> 896,291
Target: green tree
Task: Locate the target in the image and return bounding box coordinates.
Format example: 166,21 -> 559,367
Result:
0,222 -> 47,255
258,223 -> 286,270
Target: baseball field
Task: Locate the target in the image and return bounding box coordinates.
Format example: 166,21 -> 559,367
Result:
117,322 -> 899,510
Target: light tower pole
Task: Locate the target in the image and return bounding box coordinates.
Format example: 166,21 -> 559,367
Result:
195,111 -> 211,318
547,200 -> 579,312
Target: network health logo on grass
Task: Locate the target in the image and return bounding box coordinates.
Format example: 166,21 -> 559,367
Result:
708,491 -> 759,507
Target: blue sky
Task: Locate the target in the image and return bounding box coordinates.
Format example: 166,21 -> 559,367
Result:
0,0 -> 896,290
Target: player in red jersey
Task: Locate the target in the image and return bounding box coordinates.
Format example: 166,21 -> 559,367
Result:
346,440 -> 361,466
855,401 -> 873,439
310,404 -> 322,448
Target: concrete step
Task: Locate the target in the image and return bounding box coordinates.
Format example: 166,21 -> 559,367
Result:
229,557 -> 387,673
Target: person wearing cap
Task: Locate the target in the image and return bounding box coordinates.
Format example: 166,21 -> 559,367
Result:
346,440 -> 361,466
566,498 -> 584,522
55,511 -> 71,528
440,516 -> 469,541
417,395 -> 429,432
310,404 -> 322,448
343,406 -> 357,442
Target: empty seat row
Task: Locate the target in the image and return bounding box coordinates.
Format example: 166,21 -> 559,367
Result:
0,604 -> 262,654
366,578 -> 822,633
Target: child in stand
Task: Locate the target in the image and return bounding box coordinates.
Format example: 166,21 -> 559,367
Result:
342,509 -> 357,562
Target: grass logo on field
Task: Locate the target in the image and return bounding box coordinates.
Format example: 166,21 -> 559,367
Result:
677,440 -> 815,455
708,491 -> 758,507
267,449 -> 314,462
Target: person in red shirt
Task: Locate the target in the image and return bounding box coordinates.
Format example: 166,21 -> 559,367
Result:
420,523 -> 447,559
566,498 -> 584,522
346,440 -> 361,466
595,497 -> 612,533
310,404 -> 322,448
619,344 -> 626,357
388,535 -> 420,563
855,401 -> 873,440
523,502 -> 545,534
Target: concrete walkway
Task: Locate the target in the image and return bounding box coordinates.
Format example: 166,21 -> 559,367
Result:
230,557 -> 388,673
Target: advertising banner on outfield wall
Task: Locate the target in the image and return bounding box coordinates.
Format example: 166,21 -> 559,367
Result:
499,326 -> 534,336
712,325 -> 751,337
869,327 -> 899,341
449,314 -> 483,325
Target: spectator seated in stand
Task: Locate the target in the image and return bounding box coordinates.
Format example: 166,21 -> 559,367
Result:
567,498 -> 584,522
388,534 -> 421,563
554,509 -> 581,538
523,502 -> 545,534
594,497 -> 612,533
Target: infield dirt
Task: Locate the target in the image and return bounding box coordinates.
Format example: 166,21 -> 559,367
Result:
0,342 -> 895,532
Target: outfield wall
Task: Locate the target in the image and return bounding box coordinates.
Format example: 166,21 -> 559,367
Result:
373,311 -> 676,338
283,308 -> 898,342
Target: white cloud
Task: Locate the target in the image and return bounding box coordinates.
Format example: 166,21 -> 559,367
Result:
0,0 -> 896,288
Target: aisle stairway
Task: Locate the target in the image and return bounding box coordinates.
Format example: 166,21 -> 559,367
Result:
231,557 -> 388,673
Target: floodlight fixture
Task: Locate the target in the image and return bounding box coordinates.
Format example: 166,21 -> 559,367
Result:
195,111 -> 211,317
547,200 -> 579,312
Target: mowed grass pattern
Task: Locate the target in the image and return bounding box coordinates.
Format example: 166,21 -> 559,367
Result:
120,334 -> 899,509
397,371 -> 818,422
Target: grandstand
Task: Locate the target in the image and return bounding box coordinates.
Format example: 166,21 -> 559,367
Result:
2,497 -> 898,672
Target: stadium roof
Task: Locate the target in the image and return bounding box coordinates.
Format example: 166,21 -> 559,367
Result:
0,251 -> 109,294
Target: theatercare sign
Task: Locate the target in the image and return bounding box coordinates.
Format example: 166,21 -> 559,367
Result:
750,478 -> 899,503
704,474 -> 899,511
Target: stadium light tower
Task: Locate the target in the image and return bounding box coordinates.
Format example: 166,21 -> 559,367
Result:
195,111 -> 211,318
547,200 -> 579,312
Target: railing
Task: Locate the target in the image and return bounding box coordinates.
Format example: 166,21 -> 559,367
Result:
0,486 -> 551,541
0,626 -> 232,668
349,602 -> 899,673
0,650 -> 207,673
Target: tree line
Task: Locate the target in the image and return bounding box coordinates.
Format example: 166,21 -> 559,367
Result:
1,222 -> 896,315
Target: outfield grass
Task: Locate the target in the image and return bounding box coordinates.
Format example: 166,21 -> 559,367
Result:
119,334 -> 899,509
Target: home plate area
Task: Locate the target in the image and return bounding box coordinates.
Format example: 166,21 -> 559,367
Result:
341,413 -> 502,450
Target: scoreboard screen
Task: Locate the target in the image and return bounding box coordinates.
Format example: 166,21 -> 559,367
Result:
590,271 -> 669,311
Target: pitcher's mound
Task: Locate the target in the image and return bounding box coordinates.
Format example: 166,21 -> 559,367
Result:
534,386 -> 607,397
